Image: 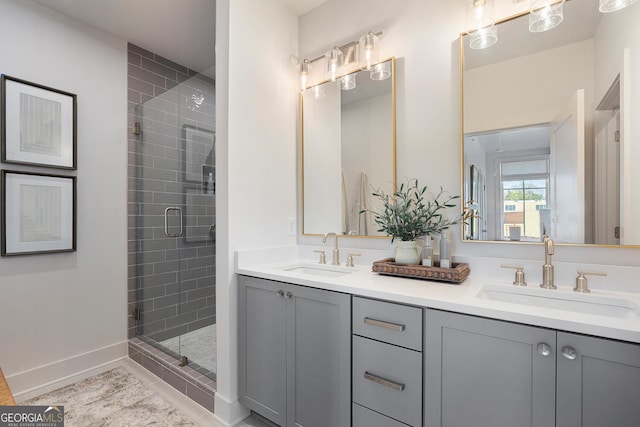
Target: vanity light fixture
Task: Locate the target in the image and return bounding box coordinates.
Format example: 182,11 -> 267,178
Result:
311,85 -> 326,99
599,0 -> 638,12
338,73 -> 357,90
529,0 -> 565,32
300,59 -> 310,91
324,47 -> 343,82
467,0 -> 498,49
469,23 -> 498,49
298,30 -> 384,89
358,31 -> 379,71
370,61 -> 392,81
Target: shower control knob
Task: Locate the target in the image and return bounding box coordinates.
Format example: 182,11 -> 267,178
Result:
276,290 -> 285,297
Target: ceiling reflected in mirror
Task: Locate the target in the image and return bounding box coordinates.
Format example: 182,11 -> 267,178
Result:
460,0 -> 640,247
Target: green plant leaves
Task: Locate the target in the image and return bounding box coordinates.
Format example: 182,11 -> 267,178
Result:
361,179 -> 463,242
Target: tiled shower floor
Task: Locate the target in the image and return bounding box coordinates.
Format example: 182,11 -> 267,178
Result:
159,324 -> 217,376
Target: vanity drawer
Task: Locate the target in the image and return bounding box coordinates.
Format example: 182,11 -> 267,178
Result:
353,403 -> 410,427
353,335 -> 422,427
353,296 -> 423,351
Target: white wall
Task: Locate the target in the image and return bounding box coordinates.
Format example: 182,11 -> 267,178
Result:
342,92 -> 393,236
298,0 -> 640,266
593,3 -> 640,244
0,0 -> 128,395
303,83 -> 342,234
464,39 -> 594,134
215,0 -> 298,423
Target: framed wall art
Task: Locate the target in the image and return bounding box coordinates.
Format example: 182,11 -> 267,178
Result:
1,170 -> 76,256
1,75 -> 77,169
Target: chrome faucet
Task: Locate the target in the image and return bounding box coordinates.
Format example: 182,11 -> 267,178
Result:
323,232 -> 340,265
540,235 -> 556,289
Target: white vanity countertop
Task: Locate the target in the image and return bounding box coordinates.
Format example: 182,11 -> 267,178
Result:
236,246 -> 640,344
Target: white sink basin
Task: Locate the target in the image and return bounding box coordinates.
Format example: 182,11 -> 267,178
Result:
281,263 -> 356,278
477,285 -> 639,319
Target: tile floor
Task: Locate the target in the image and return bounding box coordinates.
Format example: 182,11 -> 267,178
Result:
160,324 -> 217,375
21,360 -> 271,427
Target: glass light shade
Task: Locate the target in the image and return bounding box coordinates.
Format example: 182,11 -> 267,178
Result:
300,59 -> 310,90
469,21 -> 498,49
338,74 -> 357,90
599,0 -> 638,12
324,47 -> 343,82
358,31 -> 380,71
529,0 -> 565,32
370,61 -> 392,81
311,85 -> 326,99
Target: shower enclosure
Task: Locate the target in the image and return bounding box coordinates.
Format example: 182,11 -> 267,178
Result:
128,45 -> 216,383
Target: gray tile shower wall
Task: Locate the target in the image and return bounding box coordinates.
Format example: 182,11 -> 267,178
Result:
127,43 -> 216,343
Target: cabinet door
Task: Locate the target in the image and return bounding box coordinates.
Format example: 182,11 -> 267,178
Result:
556,332 -> 640,427
287,284 -> 351,427
238,276 -> 287,426
425,309 -> 556,427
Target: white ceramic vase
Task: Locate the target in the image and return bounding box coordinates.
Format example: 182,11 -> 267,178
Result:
394,240 -> 421,265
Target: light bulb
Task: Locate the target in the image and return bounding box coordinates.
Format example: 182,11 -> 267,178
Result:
300,59 -> 310,91
324,47 -> 343,82
358,32 -> 379,71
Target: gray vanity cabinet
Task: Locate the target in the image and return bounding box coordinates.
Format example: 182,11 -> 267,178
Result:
352,296 -> 424,427
238,275 -> 351,427
556,332 -> 640,427
426,309 -> 640,427
425,309 -> 557,427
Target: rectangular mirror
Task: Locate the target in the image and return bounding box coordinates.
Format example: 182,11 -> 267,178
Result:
460,0 -> 640,246
302,58 -> 396,237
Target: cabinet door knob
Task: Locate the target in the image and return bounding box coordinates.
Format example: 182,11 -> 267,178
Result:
284,291 -> 292,299
561,346 -> 577,360
276,290 -> 284,297
537,343 -> 552,356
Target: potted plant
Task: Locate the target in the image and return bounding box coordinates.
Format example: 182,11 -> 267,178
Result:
362,179 -> 464,264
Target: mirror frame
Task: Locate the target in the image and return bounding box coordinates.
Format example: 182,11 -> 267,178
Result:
458,10 -> 640,249
301,57 -> 397,238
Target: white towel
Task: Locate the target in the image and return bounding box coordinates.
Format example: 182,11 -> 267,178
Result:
353,172 -> 370,235
341,171 -> 349,234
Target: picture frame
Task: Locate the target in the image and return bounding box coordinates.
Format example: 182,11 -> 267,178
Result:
182,124 -> 215,190
1,170 -> 76,256
1,75 -> 77,169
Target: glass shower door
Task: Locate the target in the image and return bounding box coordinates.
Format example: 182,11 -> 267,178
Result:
133,70 -> 216,380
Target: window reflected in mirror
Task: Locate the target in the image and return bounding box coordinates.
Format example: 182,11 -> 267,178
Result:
460,0 -> 640,246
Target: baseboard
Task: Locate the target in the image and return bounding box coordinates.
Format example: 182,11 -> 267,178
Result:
213,393 -> 250,427
8,341 -> 128,402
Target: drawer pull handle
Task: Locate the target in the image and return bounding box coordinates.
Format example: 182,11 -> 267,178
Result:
364,371 -> 405,391
364,317 -> 405,332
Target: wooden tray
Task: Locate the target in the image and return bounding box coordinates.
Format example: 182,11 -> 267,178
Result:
372,258 -> 470,284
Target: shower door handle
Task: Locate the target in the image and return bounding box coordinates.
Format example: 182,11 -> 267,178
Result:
164,207 -> 184,237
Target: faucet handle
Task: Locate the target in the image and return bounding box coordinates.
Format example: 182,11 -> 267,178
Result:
346,253 -> 361,267
501,264 -> 527,286
574,271 -> 607,293
314,250 -> 326,264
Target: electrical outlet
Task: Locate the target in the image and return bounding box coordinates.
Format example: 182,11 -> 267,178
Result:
287,217 -> 297,236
